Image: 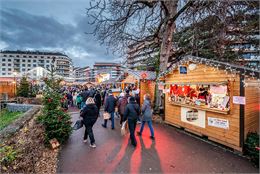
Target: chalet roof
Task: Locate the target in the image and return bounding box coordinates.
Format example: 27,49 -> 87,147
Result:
160,55 -> 260,78
116,69 -> 156,81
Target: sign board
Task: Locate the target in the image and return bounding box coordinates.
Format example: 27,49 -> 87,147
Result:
179,66 -> 187,74
208,117 -> 229,129
181,107 -> 206,128
233,96 -> 246,105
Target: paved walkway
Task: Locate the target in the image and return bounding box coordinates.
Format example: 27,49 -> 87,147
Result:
57,108 -> 258,173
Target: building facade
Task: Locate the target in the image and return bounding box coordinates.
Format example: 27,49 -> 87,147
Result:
127,41 -> 158,70
0,50 -> 73,77
93,62 -> 122,81
73,66 -> 92,82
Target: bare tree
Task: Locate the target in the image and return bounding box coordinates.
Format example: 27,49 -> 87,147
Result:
86,0 -> 196,72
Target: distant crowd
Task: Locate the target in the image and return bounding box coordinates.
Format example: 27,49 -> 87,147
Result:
60,85 -> 155,148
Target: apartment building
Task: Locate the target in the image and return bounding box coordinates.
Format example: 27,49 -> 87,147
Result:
127,41 -> 159,70
0,50 -> 73,77
93,62 -> 122,81
73,66 -> 91,82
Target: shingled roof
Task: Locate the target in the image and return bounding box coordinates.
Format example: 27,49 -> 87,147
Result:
160,55 -> 260,78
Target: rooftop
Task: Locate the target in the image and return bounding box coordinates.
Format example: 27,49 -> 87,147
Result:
0,50 -> 69,57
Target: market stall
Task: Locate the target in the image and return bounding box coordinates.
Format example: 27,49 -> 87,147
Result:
160,55 -> 259,151
119,70 -> 156,105
0,77 -> 16,98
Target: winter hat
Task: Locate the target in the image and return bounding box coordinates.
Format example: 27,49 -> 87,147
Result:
129,96 -> 135,102
86,97 -> 95,104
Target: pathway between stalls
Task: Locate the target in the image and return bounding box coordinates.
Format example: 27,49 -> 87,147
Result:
57,107 -> 258,173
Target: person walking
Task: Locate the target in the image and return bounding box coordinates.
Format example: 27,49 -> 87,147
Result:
117,92 -> 128,125
137,94 -> 155,140
102,90 -> 117,129
76,93 -> 82,109
124,96 -> 141,147
80,97 -> 99,148
94,89 -> 102,115
80,88 -> 90,108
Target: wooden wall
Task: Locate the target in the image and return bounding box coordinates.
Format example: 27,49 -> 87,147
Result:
164,63 -> 242,151
244,80 -> 260,138
140,80 -> 155,106
0,82 -> 16,98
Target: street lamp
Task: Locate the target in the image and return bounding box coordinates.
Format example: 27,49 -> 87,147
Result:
13,72 -> 17,98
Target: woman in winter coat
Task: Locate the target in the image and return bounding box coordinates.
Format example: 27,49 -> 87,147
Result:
137,94 -> 155,140
124,96 -> 140,147
80,97 -> 99,148
117,92 -> 128,125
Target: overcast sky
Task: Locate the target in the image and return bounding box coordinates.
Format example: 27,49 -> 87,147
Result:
0,0 -> 122,67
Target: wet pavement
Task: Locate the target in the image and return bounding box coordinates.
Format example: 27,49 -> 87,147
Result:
57,107 -> 258,173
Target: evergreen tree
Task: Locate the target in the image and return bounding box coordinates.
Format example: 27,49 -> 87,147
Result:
17,76 -> 29,97
38,65 -> 72,145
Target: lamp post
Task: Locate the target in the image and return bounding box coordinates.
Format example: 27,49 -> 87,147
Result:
13,72 -> 17,98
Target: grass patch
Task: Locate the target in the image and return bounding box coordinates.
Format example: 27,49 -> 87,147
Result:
0,109 -> 23,130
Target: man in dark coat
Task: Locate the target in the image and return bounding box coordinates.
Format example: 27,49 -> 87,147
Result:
102,90 -> 117,129
94,90 -> 102,115
80,97 -> 99,148
123,97 -> 141,147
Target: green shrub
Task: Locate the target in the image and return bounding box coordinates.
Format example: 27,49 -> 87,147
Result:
244,132 -> 259,167
0,145 -> 17,165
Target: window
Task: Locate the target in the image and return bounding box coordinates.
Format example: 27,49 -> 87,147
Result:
8,68 -> 11,71
2,63 -> 6,66
28,64 -> 31,67
3,55 -> 7,57
23,55 -> 27,58
2,59 -> 6,61
2,73 -> 6,75
22,59 -> 26,62
8,64 -> 11,66
41,56 -> 44,58
33,60 -> 37,62
28,60 -> 31,62
33,64 -> 37,67
22,68 -> 26,71
46,60 -> 50,63
34,56 -> 37,58
22,64 -> 25,67
8,59 -> 11,62
29,56 -> 32,58
2,68 -> 6,71
16,55 -> 19,57
9,55 -> 13,57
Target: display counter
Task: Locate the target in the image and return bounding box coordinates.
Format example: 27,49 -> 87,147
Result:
169,102 -> 230,114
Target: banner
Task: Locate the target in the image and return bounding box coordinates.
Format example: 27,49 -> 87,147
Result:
181,107 -> 206,128
208,117 -> 229,129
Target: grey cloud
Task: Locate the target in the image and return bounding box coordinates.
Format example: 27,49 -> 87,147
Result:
0,8 -> 120,66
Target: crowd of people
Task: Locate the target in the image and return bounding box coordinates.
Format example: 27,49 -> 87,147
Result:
60,85 -> 155,148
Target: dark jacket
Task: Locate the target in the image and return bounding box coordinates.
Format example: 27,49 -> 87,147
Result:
80,90 -> 90,102
117,96 -> 128,115
94,92 -> 102,108
123,101 -> 140,121
135,94 -> 140,106
80,104 -> 99,122
105,95 -> 117,113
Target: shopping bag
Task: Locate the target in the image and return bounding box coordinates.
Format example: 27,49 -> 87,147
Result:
73,119 -> 83,130
103,112 -> 111,120
121,120 -> 129,136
